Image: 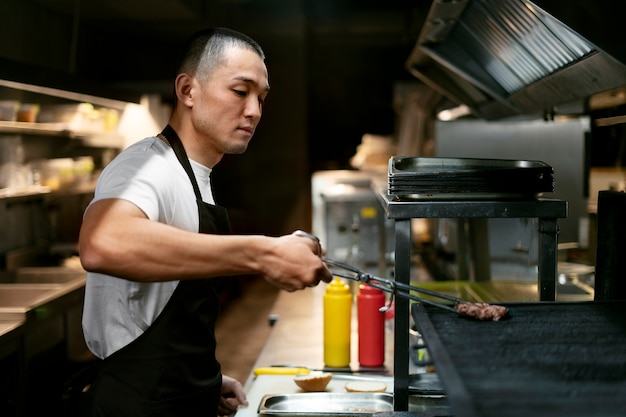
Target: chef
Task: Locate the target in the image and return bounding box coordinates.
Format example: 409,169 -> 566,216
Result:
78,27 -> 332,417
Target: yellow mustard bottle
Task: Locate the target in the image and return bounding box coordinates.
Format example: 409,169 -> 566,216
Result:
324,276 -> 352,368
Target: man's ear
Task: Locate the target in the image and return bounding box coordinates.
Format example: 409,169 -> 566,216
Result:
174,73 -> 195,107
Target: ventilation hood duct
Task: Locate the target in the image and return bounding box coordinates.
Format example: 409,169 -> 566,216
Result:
406,0 -> 626,120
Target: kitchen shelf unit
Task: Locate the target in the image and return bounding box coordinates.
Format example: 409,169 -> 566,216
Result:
0,125 -> 117,203
0,90 -> 125,257
375,193 -> 567,411
0,120 -> 122,202
0,121 -> 124,148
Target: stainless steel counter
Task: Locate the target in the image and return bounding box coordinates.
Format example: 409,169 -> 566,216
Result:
0,269 -> 87,354
0,318 -> 24,361
0,319 -> 24,338
0,278 -> 85,317
0,268 -> 88,417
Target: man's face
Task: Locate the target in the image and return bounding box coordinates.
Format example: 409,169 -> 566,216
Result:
190,46 -> 269,157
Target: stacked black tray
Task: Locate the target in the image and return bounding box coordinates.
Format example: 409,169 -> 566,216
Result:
388,156 -> 554,200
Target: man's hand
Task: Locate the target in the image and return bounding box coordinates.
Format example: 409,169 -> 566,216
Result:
258,232 -> 333,292
218,375 -> 248,416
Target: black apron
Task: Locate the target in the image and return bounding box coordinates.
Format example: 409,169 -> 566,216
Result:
83,125 -> 231,417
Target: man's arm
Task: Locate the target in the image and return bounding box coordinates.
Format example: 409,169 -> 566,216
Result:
78,198 -> 332,290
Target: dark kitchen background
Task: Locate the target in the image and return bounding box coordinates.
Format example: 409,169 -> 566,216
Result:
1,0 -> 625,238
2,1 -> 626,416
0,0 -> 427,238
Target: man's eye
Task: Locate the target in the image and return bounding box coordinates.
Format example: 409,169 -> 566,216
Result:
234,90 -> 246,97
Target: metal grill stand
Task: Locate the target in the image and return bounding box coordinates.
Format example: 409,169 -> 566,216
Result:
375,193 -> 567,411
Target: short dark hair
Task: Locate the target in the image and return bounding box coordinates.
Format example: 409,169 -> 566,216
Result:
177,27 -> 265,83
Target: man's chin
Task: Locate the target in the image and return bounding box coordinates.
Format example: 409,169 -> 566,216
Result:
226,143 -> 249,155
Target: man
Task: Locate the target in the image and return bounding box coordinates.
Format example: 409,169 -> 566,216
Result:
78,27 -> 332,416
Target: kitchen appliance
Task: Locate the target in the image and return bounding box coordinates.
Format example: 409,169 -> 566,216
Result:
312,170 -> 393,276
430,117 -> 588,283
406,0 -> 626,120
412,301 -> 626,417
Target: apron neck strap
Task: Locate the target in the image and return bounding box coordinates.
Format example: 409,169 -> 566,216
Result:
159,125 -> 203,202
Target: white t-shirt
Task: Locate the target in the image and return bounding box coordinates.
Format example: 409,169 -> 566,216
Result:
82,136 -> 215,359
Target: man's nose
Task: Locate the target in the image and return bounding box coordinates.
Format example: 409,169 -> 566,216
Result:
244,98 -> 262,119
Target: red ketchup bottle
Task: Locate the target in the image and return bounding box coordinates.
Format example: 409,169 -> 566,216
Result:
357,284 -> 385,367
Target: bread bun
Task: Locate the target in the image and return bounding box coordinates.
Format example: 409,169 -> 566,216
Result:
344,381 -> 387,392
294,372 -> 333,392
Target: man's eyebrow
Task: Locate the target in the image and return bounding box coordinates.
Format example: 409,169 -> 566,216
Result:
234,76 -> 270,92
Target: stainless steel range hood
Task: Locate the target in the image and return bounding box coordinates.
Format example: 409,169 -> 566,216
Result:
406,0 -> 626,120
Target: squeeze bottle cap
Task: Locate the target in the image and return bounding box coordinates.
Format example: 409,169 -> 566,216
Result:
327,276 -> 350,294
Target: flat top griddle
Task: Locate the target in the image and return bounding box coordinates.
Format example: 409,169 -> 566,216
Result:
412,301 -> 626,417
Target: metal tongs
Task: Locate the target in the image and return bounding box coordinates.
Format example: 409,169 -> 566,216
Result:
294,230 -> 460,313
321,256 -> 460,314
294,230 -> 509,320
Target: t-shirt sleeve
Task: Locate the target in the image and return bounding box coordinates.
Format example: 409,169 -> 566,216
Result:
91,149 -> 173,221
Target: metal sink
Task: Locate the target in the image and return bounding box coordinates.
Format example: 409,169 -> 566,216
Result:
0,284 -> 65,313
0,267 -> 86,320
0,266 -> 85,320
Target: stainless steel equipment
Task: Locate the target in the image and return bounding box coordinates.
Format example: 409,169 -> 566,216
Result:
406,0 -> 626,120
258,393 -> 394,416
432,117 -> 588,282
412,301 -> 626,417
312,171 -> 393,276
